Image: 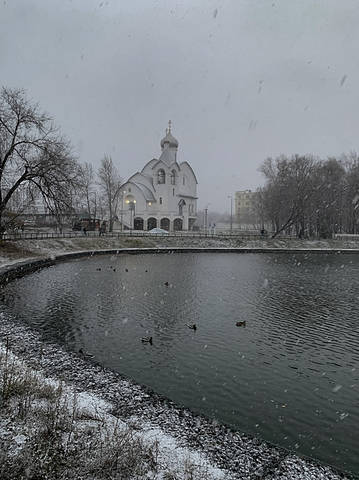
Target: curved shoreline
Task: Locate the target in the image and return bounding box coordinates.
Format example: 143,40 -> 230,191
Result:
0,248 -> 356,479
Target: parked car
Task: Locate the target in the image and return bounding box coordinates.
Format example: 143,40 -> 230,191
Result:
148,227 -> 169,235
72,218 -> 101,231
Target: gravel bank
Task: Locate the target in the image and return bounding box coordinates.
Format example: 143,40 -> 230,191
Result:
0,312 -> 353,480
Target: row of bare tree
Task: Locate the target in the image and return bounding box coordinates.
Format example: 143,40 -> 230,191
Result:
0,87 -> 121,233
3,87 -> 359,239
257,154 -> 359,238
80,158 -> 122,232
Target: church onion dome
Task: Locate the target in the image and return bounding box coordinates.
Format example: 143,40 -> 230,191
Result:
160,120 -> 178,149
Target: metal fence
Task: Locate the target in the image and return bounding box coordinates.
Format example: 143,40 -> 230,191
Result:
333,233 -> 359,240
0,230 -> 298,242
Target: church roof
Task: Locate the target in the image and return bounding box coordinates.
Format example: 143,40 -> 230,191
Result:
122,123 -> 197,204
158,148 -> 177,167
160,131 -> 178,149
141,158 -> 158,172
135,182 -> 156,202
160,120 -> 178,149
180,161 -> 198,184
125,172 -> 156,201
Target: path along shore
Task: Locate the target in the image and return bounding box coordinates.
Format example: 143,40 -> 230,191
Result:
2,235 -> 359,266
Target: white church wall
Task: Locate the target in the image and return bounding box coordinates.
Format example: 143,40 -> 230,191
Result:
117,125 -> 197,231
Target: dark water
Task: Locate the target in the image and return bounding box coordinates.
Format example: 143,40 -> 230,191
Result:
1,252 -> 359,475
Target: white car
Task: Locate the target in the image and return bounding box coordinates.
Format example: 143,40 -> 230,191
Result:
148,227 -> 169,235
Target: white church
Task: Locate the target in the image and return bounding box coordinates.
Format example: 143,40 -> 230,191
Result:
119,122 -> 198,231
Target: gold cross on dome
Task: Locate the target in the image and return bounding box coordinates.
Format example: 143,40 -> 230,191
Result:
168,119 -> 172,133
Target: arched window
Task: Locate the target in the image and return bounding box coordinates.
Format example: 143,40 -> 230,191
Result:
178,199 -> 186,216
157,169 -> 166,184
147,217 -> 157,230
134,217 -> 144,230
160,218 -> 170,231
170,170 -> 176,185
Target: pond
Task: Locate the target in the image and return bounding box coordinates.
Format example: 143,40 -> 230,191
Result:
1,252 -> 358,475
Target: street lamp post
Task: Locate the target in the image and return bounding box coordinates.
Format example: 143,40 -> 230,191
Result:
126,199 -> 136,230
228,195 -> 233,233
132,200 -> 136,229
120,191 -> 126,232
203,204 -> 210,235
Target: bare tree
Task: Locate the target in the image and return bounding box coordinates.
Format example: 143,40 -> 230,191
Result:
258,153 -> 359,238
253,188 -> 266,230
259,155 -> 316,238
79,162 -> 97,220
0,87 -> 80,232
338,152 -> 359,234
97,155 -> 121,232
312,158 -> 345,238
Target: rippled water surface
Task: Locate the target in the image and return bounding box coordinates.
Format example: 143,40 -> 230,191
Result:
1,252 -> 359,474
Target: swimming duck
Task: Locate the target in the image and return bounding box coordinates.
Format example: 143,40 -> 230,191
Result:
164,281 -> 169,286
141,336 -> 153,345
236,321 -> 246,327
186,324 -> 197,331
79,348 -> 94,359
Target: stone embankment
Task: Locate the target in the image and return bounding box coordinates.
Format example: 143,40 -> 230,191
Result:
2,234 -> 359,267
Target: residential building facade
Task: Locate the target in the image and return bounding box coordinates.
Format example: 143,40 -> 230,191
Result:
234,189 -> 258,225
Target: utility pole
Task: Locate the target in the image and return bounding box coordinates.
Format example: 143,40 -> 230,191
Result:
228,195 -> 233,233
204,207 -> 208,234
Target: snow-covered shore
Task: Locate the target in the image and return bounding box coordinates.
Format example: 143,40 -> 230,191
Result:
0,314 -> 351,480
0,237 -> 357,479
2,234 -> 359,268
0,329 -> 229,479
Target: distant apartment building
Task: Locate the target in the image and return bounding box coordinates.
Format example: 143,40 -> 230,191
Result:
234,190 -> 258,226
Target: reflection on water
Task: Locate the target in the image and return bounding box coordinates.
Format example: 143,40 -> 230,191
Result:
1,252 -> 359,475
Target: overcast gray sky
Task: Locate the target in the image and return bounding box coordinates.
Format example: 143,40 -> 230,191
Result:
1,0 -> 358,211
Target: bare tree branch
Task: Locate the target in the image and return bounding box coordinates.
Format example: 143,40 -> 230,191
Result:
97,155 -> 122,232
0,86 -> 81,232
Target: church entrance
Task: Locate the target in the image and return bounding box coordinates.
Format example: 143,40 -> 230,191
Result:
147,217 -> 157,230
134,217 -> 144,230
173,218 -> 183,231
160,218 -> 170,231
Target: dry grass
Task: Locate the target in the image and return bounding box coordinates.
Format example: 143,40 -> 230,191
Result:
0,342 -> 156,479
162,457 -> 213,480
0,341 -> 221,480
0,241 -> 39,261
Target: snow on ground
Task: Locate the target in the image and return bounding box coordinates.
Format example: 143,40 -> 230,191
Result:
0,315 -> 353,479
0,340 -> 231,479
2,235 -> 359,270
